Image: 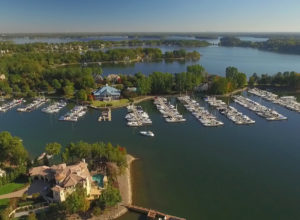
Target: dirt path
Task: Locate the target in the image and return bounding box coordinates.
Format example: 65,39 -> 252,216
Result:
0,185 -> 29,199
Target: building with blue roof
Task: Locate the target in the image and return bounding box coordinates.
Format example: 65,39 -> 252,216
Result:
92,84 -> 121,101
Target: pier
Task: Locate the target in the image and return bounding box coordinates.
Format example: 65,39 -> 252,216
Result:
154,97 -> 186,123
98,108 -> 112,121
248,88 -> 300,113
233,95 -> 287,121
125,204 -> 186,220
178,95 -> 223,126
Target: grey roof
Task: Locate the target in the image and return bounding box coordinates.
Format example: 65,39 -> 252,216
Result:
93,85 -> 120,97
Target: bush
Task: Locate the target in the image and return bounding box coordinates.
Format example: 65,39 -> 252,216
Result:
97,185 -> 121,209
92,206 -> 102,216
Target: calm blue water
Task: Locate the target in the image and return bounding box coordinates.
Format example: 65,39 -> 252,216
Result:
100,45 -> 300,76
1,92 -> 300,220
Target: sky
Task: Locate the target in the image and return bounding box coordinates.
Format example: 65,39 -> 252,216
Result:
0,0 -> 300,33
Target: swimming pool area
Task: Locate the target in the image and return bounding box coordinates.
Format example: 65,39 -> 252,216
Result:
92,174 -> 104,188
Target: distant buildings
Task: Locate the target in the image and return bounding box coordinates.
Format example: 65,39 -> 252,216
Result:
93,84 -> 121,101
29,160 -> 95,202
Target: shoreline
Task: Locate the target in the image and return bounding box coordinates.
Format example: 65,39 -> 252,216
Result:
90,154 -> 136,220
89,96 -> 155,110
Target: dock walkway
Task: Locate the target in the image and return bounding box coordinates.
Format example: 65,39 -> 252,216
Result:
125,204 -> 186,220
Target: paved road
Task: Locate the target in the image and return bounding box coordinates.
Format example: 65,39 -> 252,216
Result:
0,186 -> 29,199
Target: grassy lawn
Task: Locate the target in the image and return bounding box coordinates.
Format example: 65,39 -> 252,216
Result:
0,198 -> 9,211
91,99 -> 129,108
0,183 -> 26,196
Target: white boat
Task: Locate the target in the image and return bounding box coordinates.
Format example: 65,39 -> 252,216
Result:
140,131 -> 155,137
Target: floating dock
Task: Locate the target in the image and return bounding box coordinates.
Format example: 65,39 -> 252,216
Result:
98,108 -> 111,122
205,96 -> 255,125
233,95 -> 287,121
248,88 -> 300,113
178,96 -> 223,127
125,204 -> 186,220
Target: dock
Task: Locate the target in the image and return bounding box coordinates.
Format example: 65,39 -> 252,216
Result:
98,108 -> 111,122
125,204 -> 186,220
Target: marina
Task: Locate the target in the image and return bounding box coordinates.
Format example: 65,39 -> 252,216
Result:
59,105 -> 87,122
233,95 -> 287,121
205,96 -> 255,125
248,88 -> 300,113
41,100 -> 67,113
177,96 -> 223,127
125,105 -> 152,127
17,97 -> 48,112
154,97 -> 186,123
0,96 -> 300,220
0,98 -> 24,112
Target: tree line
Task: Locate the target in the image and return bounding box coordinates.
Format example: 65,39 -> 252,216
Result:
220,37 -> 300,55
248,71 -> 300,88
0,39 -> 210,53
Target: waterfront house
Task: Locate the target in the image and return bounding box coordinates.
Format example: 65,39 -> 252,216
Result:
29,160 -> 94,202
92,84 -> 121,101
0,168 -> 6,177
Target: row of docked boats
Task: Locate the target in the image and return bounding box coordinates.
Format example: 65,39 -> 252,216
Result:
248,88 -> 300,113
233,95 -> 287,121
125,104 -> 152,126
178,96 -> 223,127
17,97 -> 48,112
154,97 -> 186,123
0,98 -> 24,112
59,105 -> 87,122
42,100 -> 67,114
205,96 -> 255,125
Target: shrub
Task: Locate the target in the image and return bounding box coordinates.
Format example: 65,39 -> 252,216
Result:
92,206 -> 102,216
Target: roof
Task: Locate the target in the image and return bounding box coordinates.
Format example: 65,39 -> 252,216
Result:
29,166 -> 51,177
93,85 -> 120,97
30,161 -> 92,189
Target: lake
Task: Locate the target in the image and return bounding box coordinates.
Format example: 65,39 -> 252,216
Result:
1,91 -> 300,220
100,45 -> 300,76
2,35 -> 300,76
1,36 -> 300,219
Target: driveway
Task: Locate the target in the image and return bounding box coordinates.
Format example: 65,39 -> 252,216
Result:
0,180 -> 50,200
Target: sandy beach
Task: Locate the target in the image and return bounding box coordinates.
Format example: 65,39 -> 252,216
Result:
90,154 -> 136,220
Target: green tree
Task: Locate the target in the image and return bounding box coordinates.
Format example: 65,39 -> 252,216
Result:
63,83 -> 75,98
45,142 -> 61,156
65,186 -> 90,214
76,89 -> 88,101
135,73 -> 151,95
0,131 -> 28,166
97,185 -> 121,209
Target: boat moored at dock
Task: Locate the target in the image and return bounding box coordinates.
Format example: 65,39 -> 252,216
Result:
59,105 -> 87,122
17,97 -> 48,112
205,96 -> 255,125
178,96 -> 223,127
0,98 -> 24,112
42,100 -> 67,113
154,97 -> 186,123
125,104 -> 152,127
233,95 -> 287,121
248,88 -> 300,113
